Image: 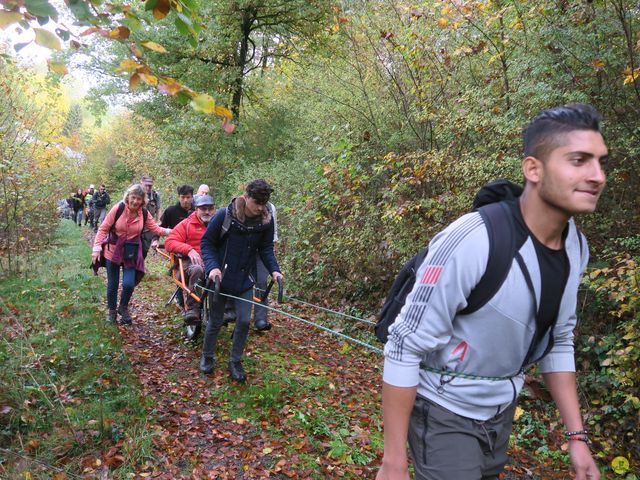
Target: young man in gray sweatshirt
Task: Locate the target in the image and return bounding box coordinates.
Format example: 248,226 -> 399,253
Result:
377,105 -> 606,480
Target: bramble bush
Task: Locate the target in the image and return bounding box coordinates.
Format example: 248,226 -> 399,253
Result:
579,247 -> 640,464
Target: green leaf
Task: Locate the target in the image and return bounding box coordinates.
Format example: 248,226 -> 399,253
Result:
0,11 -> 23,30
55,28 -> 70,41
181,0 -> 198,12
25,0 -> 57,20
67,1 -> 92,21
176,91 -> 191,106
34,27 -> 61,50
190,93 -> 216,114
174,17 -> 189,36
188,35 -> 197,48
145,0 -> 158,11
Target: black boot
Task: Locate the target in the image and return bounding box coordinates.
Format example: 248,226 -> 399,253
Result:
118,305 -> 132,325
200,356 -> 214,374
228,361 -> 246,382
254,318 -> 272,331
106,309 -> 117,323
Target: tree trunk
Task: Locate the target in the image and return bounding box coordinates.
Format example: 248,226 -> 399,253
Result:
231,8 -> 256,120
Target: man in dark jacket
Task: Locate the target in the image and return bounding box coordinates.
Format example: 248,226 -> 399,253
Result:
199,179 -> 283,382
92,184 -> 110,232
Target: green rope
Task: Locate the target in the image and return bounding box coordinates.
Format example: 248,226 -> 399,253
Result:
197,285 -> 384,355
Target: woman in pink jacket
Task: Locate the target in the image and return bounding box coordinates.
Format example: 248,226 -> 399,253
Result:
92,184 -> 171,324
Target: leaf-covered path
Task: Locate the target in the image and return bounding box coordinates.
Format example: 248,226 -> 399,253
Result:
112,256 -> 383,479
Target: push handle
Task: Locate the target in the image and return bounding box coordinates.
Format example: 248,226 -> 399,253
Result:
277,277 -> 284,304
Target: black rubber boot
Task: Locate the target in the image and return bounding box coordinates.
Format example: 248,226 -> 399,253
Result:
106,309 -> 117,323
228,361 -> 246,382
118,305 -> 132,325
200,356 -> 214,374
254,318 -> 272,331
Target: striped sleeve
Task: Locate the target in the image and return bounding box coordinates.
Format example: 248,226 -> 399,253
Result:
383,212 -> 490,387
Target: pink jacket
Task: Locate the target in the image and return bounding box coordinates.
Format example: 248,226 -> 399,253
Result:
93,202 -> 168,262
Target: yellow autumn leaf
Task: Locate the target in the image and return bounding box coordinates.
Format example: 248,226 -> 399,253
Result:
262,447 -> 273,454
116,59 -> 140,73
138,73 -> 158,86
236,417 -> 246,424
34,28 -> 61,50
190,93 -> 216,114
513,406 -> 524,421
437,18 -> 449,28
141,41 -> 167,53
47,60 -> 68,75
0,11 -> 23,30
214,105 -> 233,119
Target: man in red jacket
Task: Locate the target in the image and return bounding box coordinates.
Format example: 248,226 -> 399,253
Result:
165,195 -> 216,322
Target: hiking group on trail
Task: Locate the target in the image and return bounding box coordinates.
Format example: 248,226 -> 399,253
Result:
78,104 -> 607,479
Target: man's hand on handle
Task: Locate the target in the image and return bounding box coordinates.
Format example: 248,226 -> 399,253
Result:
272,271 -> 284,283
208,268 -> 222,282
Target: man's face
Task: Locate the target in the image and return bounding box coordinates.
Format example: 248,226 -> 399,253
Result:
534,130 -> 607,215
196,205 -> 215,224
179,193 -> 193,210
99,186 -> 105,193
142,181 -> 153,193
244,196 -> 266,218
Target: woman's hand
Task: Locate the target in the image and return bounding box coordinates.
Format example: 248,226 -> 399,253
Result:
92,250 -> 102,263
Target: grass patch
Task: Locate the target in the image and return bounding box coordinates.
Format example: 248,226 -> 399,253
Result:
0,220 -> 151,479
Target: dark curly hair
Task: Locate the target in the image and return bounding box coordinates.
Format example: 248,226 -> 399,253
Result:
245,179 -> 273,204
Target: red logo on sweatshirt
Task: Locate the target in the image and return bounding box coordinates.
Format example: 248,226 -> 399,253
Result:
420,265 -> 443,285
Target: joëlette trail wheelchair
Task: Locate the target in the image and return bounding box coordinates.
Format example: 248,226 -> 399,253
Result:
156,248 -> 219,341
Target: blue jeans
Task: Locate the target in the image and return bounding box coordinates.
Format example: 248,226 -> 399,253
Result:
105,260 -> 136,310
74,209 -> 83,225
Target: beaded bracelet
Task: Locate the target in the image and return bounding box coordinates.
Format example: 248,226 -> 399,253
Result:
565,429 -> 589,437
568,436 -> 589,442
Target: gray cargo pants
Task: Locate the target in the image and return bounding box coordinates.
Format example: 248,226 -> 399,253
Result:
408,396 -> 516,480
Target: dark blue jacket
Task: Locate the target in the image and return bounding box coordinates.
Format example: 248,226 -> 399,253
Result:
201,200 -> 280,295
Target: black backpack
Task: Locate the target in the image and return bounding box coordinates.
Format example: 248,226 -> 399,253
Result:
375,180 -> 523,344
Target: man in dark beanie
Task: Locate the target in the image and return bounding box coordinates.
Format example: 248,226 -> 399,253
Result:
199,179 -> 283,382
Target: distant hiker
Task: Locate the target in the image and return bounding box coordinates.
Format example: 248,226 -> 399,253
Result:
377,104 -> 605,480
140,175 -> 161,259
84,185 -> 95,227
92,184 -> 171,325
197,184 -> 210,196
92,184 -> 111,232
66,193 -> 75,219
72,188 -> 85,227
165,194 -> 216,323
199,179 -> 283,382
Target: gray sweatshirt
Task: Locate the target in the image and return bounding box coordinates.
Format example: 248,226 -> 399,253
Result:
383,211 -> 588,420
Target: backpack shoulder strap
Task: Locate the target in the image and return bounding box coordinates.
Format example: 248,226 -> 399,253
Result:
142,207 -> 148,228
461,202 -> 516,314
220,208 -> 231,241
110,202 -> 126,234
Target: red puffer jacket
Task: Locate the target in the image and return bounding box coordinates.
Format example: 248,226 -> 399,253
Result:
165,212 -> 207,256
